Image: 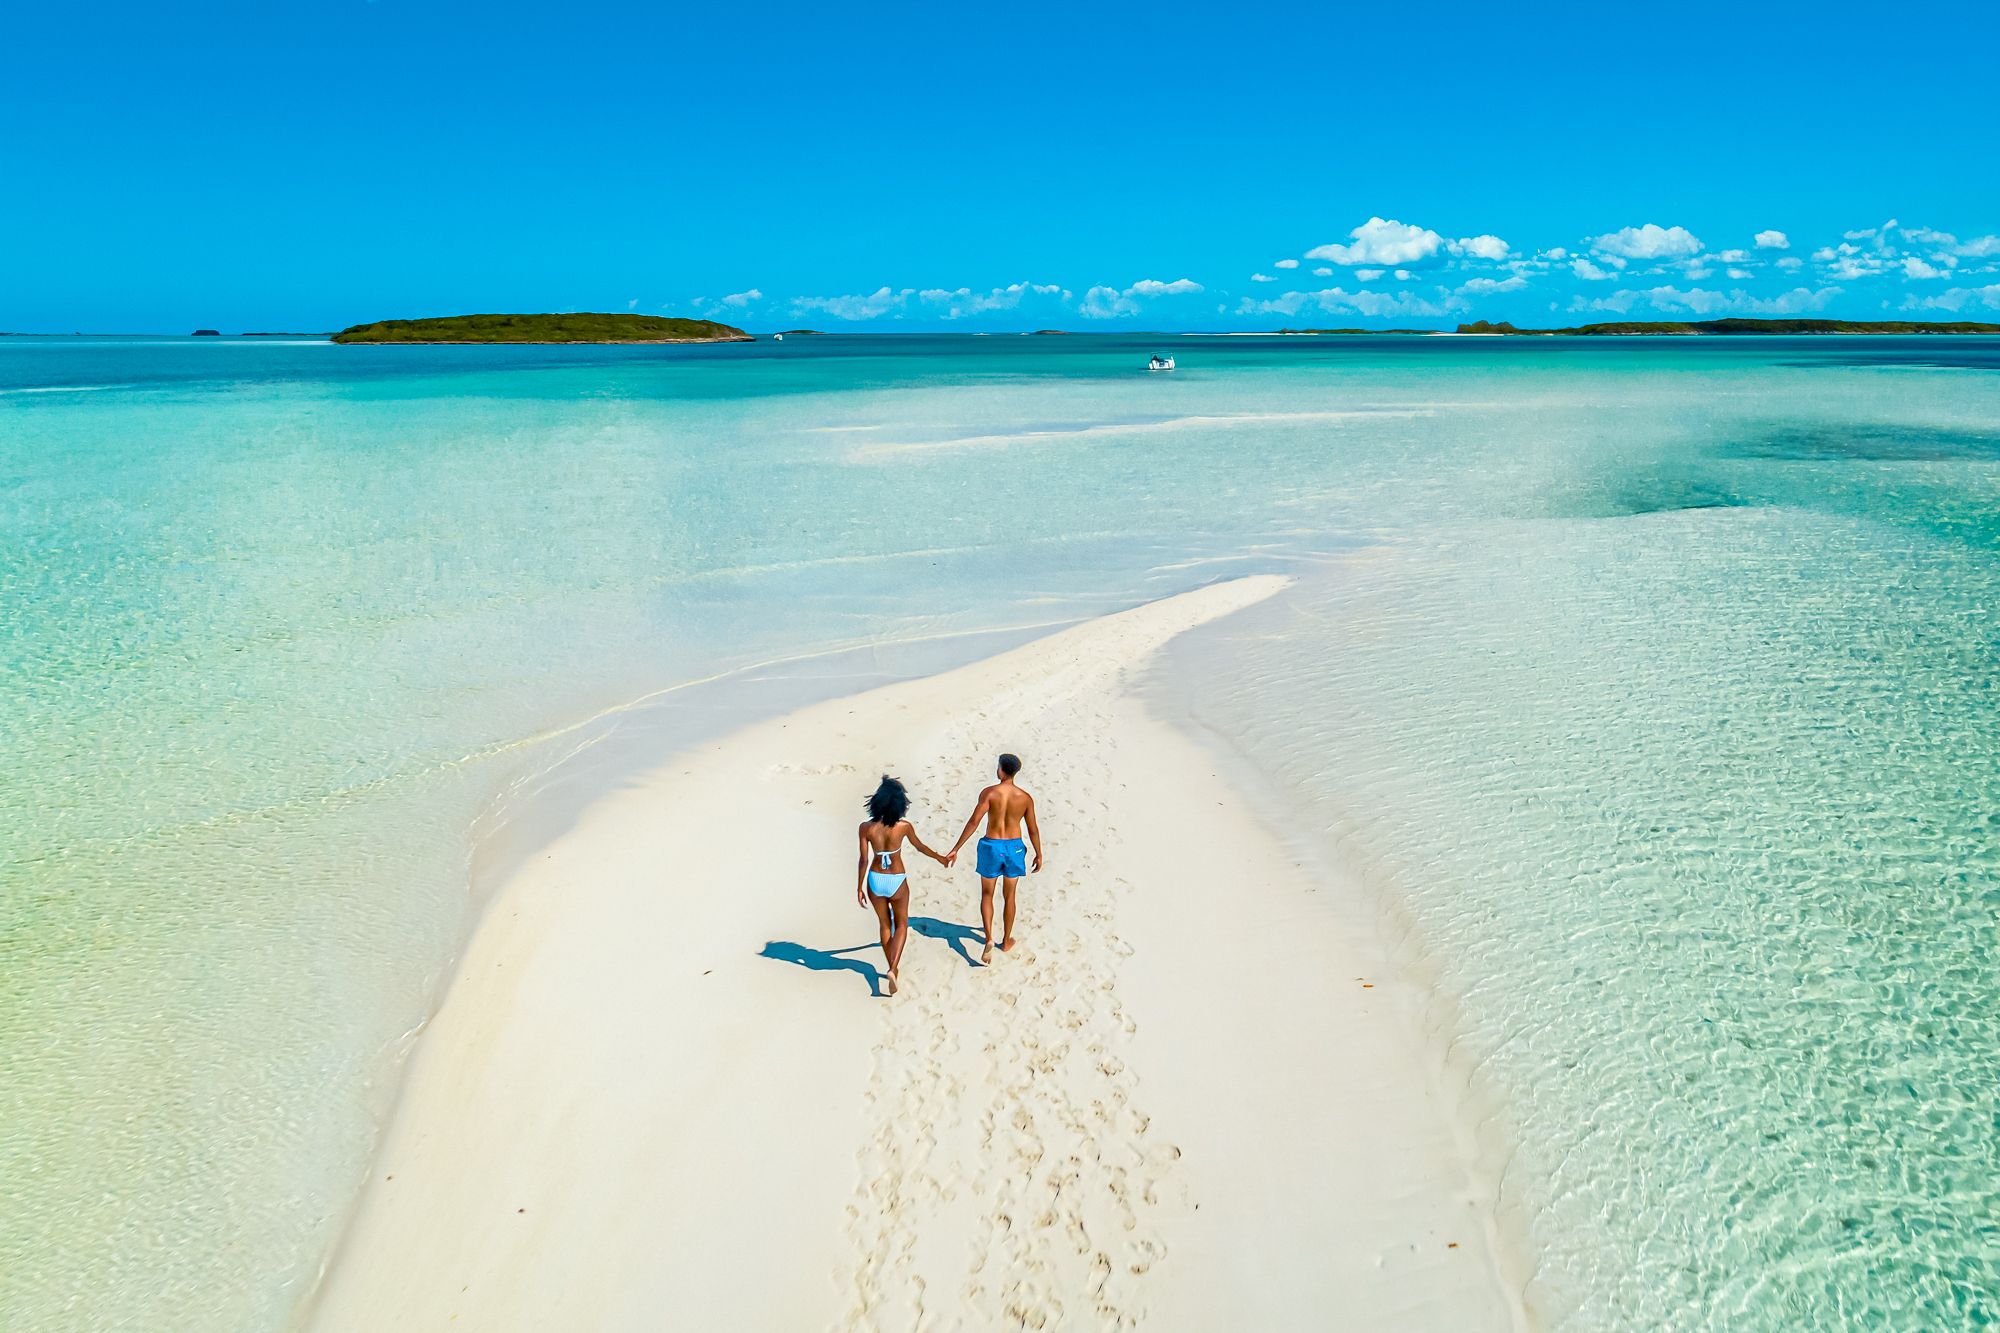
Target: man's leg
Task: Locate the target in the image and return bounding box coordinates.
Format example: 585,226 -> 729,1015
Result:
979,877 -> 998,964
999,877 -> 1022,951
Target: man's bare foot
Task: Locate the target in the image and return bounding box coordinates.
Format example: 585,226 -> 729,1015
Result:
999,937 -> 1019,953
980,941 -> 993,966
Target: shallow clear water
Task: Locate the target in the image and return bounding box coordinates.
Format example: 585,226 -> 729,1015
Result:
4,333 -> 1997,1329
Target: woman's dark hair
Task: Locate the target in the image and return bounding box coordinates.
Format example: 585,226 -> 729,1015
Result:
867,775 -> 910,826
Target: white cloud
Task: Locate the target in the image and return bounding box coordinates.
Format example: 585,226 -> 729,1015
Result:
1458,275 -> 1526,295
720,288 -> 762,307
1545,247 -> 1570,261
627,298 -> 639,309
911,282 -> 1068,319
1903,257 -> 1946,280
1452,234 -> 1511,261
1571,289 -> 1642,315
1685,266 -> 1713,280
1726,268 -> 1754,280
1251,273 -> 1276,282
1079,286 -> 1132,318
1274,258 -> 1299,269
1353,268 -> 1384,281
1238,292 -> 1309,317
1717,249 -> 1750,263
1307,216 -> 1445,266
1572,285 -> 1840,317
1078,277 -> 1203,319
1572,257 -> 1613,280
1394,269 -> 1412,281
1754,230 -> 1790,250
791,286 -> 913,320
1312,266 -> 1333,277
1957,235 -> 2000,257
1746,286 -> 1843,314
1902,284 -> 2000,312
1901,226 -> 1956,247
1776,256 -> 1804,270
1590,223 -> 1703,260
1237,286 -> 1453,319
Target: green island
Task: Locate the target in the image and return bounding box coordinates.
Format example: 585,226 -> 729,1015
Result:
1455,317 -> 2000,336
1273,327 -> 1429,335
331,312 -> 753,345
775,328 -> 827,336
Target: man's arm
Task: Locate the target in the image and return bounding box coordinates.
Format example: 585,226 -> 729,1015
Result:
856,825 -> 872,906
1024,793 -> 1043,873
947,789 -> 992,862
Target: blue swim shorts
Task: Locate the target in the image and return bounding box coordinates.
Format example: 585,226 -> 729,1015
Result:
976,837 -> 1028,879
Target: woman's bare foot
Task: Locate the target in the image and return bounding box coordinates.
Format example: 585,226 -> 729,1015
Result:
980,940 -> 994,966
886,969 -> 899,996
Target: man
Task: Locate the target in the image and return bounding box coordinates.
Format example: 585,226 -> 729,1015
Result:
945,753 -> 1043,964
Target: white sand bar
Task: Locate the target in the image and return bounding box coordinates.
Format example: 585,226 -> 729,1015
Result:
301,576 -> 1522,1331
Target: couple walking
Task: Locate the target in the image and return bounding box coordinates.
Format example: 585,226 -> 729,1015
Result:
856,753 -> 1042,995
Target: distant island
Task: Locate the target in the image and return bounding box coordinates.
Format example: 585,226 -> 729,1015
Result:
1455,318 -> 2000,336
192,329 -> 221,336
1273,327 -> 1429,335
1029,329 -> 1070,335
775,328 -> 827,336
331,313 -> 754,345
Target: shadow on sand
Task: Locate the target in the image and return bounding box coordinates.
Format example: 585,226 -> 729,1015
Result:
910,916 -> 986,968
758,940 -> 884,997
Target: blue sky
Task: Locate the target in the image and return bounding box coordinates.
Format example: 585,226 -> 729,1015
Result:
5,0 -> 1999,332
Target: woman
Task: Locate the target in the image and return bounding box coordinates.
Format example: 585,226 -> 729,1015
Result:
857,775 -> 947,995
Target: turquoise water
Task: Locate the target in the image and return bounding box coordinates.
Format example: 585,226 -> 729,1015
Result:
5,334 -> 1998,1329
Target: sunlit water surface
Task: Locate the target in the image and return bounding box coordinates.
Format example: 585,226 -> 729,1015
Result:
4,333 -> 1996,1329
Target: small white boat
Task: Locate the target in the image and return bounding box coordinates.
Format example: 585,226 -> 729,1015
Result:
774,333 -> 784,341
1147,354 -> 1176,372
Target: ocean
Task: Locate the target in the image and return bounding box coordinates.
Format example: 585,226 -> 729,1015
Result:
4,332 -> 1996,1329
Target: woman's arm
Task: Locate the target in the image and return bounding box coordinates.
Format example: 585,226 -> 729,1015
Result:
856,825 -> 872,906
903,822 -> 948,865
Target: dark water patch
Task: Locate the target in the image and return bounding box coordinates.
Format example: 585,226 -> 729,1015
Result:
1783,344 -> 2000,373
1559,473 -> 1755,519
1732,423 -> 2000,462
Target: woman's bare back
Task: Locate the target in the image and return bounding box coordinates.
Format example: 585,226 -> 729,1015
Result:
862,818 -> 913,872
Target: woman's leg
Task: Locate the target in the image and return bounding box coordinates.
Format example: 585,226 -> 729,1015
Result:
886,886 -> 912,985
868,891 -> 896,992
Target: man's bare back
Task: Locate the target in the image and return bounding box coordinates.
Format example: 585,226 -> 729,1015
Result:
946,753 -> 1044,964
974,781 -> 1033,840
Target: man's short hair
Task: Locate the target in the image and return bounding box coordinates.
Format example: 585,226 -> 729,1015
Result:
998,753 -> 1022,776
